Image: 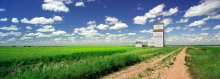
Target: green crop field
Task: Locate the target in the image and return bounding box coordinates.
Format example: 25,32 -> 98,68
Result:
0,46 -> 180,79
186,46 -> 220,79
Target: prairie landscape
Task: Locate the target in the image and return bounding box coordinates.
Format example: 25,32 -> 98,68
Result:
0,46 -> 220,79
1,0 -> 220,79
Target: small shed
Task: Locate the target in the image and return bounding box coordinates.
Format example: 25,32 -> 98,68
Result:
135,41 -> 143,47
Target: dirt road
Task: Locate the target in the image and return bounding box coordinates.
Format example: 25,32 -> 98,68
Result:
159,47 -> 191,79
102,48 -> 180,79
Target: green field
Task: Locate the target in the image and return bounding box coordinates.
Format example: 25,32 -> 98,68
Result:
0,46 -> 180,79
186,46 -> 220,79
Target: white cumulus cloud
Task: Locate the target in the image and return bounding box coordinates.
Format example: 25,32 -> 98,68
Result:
133,4 -> 165,25
176,18 -> 189,23
37,25 -> 55,32
52,30 -> 68,36
75,1 -> 85,7
109,22 -> 128,30
87,21 -> 96,25
0,25 -> 19,31
140,29 -> 153,33
184,0 -> 220,17
165,27 -> 174,32
0,18 -> 8,21
128,33 -> 136,35
12,18 -> 19,23
26,26 -> 32,30
161,18 -> 173,27
161,7 -> 178,16
21,16 -> 63,24
97,24 -> 109,30
42,0 -> 70,12
201,14 -> 220,21
105,16 -> 119,25
133,16 -> 147,25
189,20 -> 206,27
201,27 -> 210,31
148,19 -> 155,23
20,36 -> 33,40
213,25 -> 220,30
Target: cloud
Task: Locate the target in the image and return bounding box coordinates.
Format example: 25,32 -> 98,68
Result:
149,4 -> 165,15
133,16 -> 147,25
0,25 -> 19,31
75,1 -> 85,7
200,33 -> 208,36
87,0 -> 95,2
137,7 -> 144,10
20,36 -> 33,40
52,30 -> 69,36
189,28 -> 195,31
0,18 -> 8,21
54,38 -> 62,42
26,26 -> 32,30
148,19 -> 155,23
105,16 -> 119,25
201,14 -> 220,21
109,22 -> 128,30
64,0 -> 73,4
166,33 -> 220,45
140,29 -> 153,33
201,27 -> 210,31
161,7 -> 178,16
158,17 -> 161,20
133,4 -> 165,25
128,33 -> 136,35
161,18 -> 173,27
0,8 -> 5,11
6,38 -> 16,42
87,21 -> 96,25
36,25 -> 55,32
176,18 -> 189,23
189,20 -> 206,27
213,25 -> 220,30
97,24 -> 109,30
12,18 -> 19,23
175,26 -> 181,30
53,15 -> 63,21
21,16 -> 63,24
74,27 -> 99,37
184,0 -> 220,17
0,31 -> 22,37
42,0 -> 70,12
165,27 -> 174,32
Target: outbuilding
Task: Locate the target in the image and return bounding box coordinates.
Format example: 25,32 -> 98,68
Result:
135,41 -> 143,47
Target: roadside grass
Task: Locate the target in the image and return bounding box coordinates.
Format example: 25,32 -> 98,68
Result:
186,47 -> 220,79
1,46 -> 180,79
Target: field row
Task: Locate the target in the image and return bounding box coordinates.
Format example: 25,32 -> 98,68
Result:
186,46 -> 220,79
0,46 -> 180,79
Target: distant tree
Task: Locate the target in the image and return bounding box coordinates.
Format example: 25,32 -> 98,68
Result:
24,45 -> 27,47
12,45 -> 16,47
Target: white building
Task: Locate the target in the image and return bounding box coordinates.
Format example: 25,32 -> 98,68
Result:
148,23 -> 164,47
135,41 -> 143,47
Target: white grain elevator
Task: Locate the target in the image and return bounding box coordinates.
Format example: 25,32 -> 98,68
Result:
148,23 -> 164,47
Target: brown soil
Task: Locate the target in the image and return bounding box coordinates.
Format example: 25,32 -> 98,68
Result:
102,48 -> 180,79
159,47 -> 192,79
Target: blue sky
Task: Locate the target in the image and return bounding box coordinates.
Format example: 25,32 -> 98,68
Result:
0,0 -> 220,46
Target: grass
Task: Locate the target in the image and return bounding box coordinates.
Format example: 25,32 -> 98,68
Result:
0,46 -> 180,79
186,46 -> 220,79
